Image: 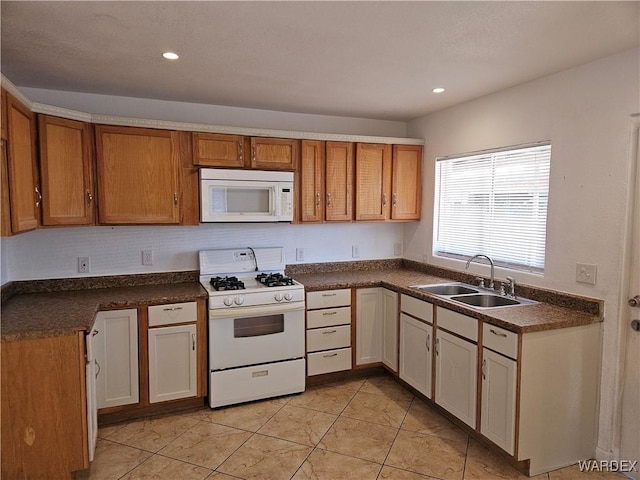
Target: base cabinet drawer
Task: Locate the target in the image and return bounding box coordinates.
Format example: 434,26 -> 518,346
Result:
307,289 -> 351,310
307,306 -> 351,329
307,325 -> 351,352
148,301 -> 197,327
307,348 -> 352,376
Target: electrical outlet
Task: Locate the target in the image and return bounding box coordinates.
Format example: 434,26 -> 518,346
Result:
296,248 -> 304,262
78,257 -> 90,273
394,243 -> 402,256
352,245 -> 360,258
142,249 -> 154,266
576,263 -> 597,285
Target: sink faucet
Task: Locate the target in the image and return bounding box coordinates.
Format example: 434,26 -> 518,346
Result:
465,254 -> 495,289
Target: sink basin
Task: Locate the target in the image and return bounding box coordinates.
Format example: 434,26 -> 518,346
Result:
413,283 -> 479,296
411,282 -> 539,309
450,294 -> 521,308
449,293 -> 539,309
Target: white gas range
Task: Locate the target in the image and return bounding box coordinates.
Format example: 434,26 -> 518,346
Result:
199,247 -> 306,408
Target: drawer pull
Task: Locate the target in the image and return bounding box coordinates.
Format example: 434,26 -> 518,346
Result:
426,333 -> 430,352
192,333 -> 196,351
322,329 -> 337,334
321,293 -> 337,297
322,311 -> 337,316
482,358 -> 487,379
323,353 -> 338,358
163,307 -> 183,312
489,328 -> 508,338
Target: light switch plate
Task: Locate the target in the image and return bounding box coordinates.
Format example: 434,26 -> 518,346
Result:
296,248 -> 304,261
576,263 -> 597,285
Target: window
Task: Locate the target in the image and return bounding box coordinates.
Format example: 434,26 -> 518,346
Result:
434,143 -> 551,273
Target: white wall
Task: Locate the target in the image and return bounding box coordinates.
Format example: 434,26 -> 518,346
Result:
407,47 -> 640,462
2,222 -> 403,280
19,87 -> 408,138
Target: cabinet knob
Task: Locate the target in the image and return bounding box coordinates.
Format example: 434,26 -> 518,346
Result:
382,193 -> 387,206
316,192 -> 320,207
392,193 -> 397,207
35,186 -> 42,207
238,141 -> 244,161
86,190 -> 94,207
173,192 -> 178,206
326,193 -> 331,206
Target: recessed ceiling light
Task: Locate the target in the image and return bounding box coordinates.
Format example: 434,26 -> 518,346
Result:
432,87 -> 445,93
162,52 -> 179,60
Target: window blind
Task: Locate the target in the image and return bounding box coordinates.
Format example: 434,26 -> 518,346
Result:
434,144 -> 551,273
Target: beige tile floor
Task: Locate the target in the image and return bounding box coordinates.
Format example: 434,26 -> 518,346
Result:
76,372 -> 626,480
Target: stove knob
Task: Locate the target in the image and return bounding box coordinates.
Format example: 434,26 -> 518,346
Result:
284,292 -> 293,301
223,297 -> 233,307
274,293 -> 283,302
234,296 -> 244,305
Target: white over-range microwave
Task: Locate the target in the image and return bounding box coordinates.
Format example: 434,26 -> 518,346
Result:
200,168 -> 294,222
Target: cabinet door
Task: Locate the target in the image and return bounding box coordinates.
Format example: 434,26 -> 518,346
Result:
38,115 -> 95,226
148,324 -> 197,403
6,93 -> 39,233
1,333 -> 89,478
391,145 -> 422,220
95,125 -> 179,224
1,88 -> 7,141
355,143 -> 391,221
1,141 -> 11,236
300,140 -> 325,222
94,309 -> 139,409
435,329 -> 477,428
325,141 -> 354,221
481,348 -> 517,455
355,287 -> 383,365
381,288 -> 399,371
250,137 -> 298,171
399,313 -> 432,398
192,132 -> 247,167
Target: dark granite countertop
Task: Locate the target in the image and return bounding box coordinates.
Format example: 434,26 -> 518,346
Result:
1,272 -> 207,343
287,260 -> 604,334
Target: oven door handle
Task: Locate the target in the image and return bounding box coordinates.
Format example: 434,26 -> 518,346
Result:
208,301 -> 305,319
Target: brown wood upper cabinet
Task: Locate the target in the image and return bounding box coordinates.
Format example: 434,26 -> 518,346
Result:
5,93 -> 39,234
192,132 -> 249,168
300,140 -> 354,223
95,125 -> 180,224
391,144 -> 422,221
250,137 -> 299,171
1,88 -> 7,141
355,143 -> 422,222
38,115 -> 95,226
355,143 -> 392,221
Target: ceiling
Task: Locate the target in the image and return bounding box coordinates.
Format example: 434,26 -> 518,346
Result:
1,1 -> 639,122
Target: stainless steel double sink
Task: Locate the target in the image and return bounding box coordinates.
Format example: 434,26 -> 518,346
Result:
410,282 -> 538,309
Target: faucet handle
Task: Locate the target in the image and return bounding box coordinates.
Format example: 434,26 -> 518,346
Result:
505,276 -> 516,297
475,277 -> 485,288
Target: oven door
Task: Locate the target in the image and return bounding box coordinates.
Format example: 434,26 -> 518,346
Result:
209,303 -> 305,370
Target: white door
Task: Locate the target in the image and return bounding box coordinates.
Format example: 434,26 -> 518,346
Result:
149,324 -> 197,403
435,329 -> 477,428
94,309 -> 139,408
355,288 -> 383,365
620,127 -> 640,479
481,348 -> 517,455
382,289 -> 399,371
399,313 -> 432,398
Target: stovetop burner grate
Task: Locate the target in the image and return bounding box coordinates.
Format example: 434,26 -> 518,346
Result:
210,276 -> 246,291
256,272 -> 295,287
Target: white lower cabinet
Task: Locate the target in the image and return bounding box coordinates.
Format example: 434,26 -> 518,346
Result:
435,328 -> 478,428
94,309 -> 139,409
355,288 -> 383,365
306,289 -> 352,376
381,288 -> 399,371
399,313 -> 432,398
148,324 -> 198,403
481,347 -> 517,455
